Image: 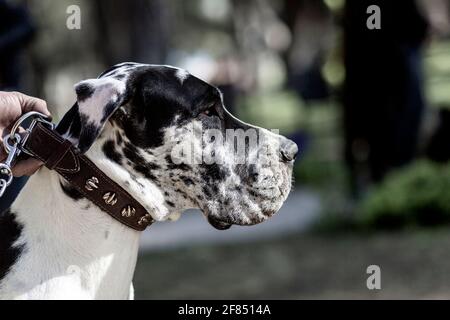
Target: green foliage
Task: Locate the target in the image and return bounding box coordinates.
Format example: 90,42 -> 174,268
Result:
424,40 -> 450,110
294,157 -> 348,189
358,160 -> 450,229
236,90 -> 304,134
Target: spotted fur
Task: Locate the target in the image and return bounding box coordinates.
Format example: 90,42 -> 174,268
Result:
0,63 -> 297,299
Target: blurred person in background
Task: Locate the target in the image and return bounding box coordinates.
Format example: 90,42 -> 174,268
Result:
0,0 -> 35,213
0,0 -> 34,90
282,0 -> 333,102
343,0 -> 429,197
425,0 -> 450,163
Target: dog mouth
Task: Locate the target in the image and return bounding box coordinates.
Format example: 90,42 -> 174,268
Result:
205,203 -> 281,230
206,209 -> 278,230
203,165 -> 294,231
207,215 -> 232,230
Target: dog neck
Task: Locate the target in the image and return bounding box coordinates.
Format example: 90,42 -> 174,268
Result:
0,127 -> 169,299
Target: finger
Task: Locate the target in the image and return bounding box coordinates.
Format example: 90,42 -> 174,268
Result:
0,134 -> 4,161
12,92 -> 51,118
12,158 -> 44,177
0,147 -> 5,162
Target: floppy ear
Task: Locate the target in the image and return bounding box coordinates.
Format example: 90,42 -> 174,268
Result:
61,77 -> 128,153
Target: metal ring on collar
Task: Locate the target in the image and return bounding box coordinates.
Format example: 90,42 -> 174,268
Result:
3,111 -> 54,155
0,163 -> 13,186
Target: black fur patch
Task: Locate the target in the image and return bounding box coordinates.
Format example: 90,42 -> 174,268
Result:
60,181 -> 84,200
180,176 -> 194,186
202,186 -> 212,199
201,163 -> 228,182
0,209 -> 24,282
102,140 -> 123,164
78,115 -> 101,153
101,100 -> 122,123
114,74 -> 126,80
123,142 -> 141,163
147,162 -> 161,171
166,201 -> 175,207
165,155 -> 191,171
123,142 -> 160,180
116,132 -> 123,145
115,65 -> 224,150
134,164 -> 157,180
56,103 -> 81,137
175,188 -> 188,198
75,83 -> 95,102
58,96 -> 124,155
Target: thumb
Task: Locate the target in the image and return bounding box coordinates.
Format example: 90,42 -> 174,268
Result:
0,134 -> 6,162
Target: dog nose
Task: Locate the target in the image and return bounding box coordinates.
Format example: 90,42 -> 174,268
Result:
280,140 -> 298,162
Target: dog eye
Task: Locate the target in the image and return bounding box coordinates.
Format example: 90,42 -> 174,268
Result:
201,106 -> 218,117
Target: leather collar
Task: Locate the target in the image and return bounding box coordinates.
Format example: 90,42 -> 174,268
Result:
21,122 -> 154,231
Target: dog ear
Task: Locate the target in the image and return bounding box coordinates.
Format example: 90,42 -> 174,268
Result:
69,77 -> 128,153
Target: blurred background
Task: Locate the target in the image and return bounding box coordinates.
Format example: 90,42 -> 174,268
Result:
1,0 -> 450,298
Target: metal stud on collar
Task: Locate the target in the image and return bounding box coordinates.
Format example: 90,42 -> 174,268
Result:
103,192 -> 118,206
138,213 -> 152,226
121,205 -> 136,217
85,177 -> 99,191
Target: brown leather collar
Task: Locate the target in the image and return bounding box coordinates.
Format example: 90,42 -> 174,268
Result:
21,122 -> 154,231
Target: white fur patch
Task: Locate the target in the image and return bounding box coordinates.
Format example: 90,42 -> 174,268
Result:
76,78 -> 126,124
174,68 -> 190,84
0,167 -> 140,299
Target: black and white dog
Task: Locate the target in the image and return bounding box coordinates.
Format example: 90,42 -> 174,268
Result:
0,63 -> 297,299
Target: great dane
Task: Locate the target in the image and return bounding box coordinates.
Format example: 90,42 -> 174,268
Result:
0,63 -> 298,299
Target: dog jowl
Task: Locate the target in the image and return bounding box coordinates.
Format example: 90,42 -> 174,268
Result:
57,62 -> 298,230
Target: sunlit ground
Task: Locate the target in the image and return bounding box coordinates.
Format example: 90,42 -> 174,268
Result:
134,229 -> 450,299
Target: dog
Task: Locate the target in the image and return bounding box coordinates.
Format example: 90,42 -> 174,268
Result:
0,62 -> 298,299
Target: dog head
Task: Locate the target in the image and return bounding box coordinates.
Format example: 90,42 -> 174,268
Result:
57,63 -> 298,230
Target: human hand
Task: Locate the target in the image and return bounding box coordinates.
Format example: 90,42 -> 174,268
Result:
0,91 -> 51,176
